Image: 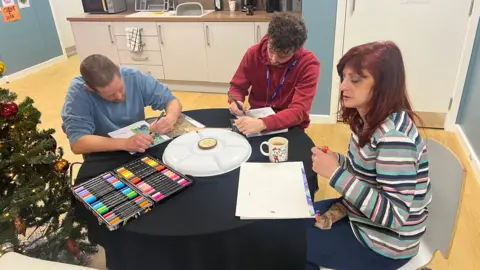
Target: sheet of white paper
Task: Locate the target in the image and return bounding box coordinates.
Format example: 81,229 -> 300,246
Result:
236,107 -> 288,137
1,0 -> 15,6
108,120 -> 171,154
18,0 -> 30,8
235,162 -> 315,219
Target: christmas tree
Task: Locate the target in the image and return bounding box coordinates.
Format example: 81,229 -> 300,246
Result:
0,86 -> 97,265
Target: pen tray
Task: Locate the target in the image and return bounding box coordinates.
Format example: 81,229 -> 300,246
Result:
113,155 -> 194,203
71,155 -> 194,231
72,171 -> 154,231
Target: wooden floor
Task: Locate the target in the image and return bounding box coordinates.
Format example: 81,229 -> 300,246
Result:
2,55 -> 479,270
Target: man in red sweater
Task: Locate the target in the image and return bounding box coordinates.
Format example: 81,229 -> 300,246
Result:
228,13 -> 320,135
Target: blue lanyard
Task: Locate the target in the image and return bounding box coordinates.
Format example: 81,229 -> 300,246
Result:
266,59 -> 298,103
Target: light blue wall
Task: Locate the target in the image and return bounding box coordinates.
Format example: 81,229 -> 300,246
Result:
0,1 -> 62,75
457,18 -> 480,157
302,0 -> 337,115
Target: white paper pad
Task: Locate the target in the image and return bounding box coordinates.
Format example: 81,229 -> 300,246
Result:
236,107 -> 288,137
108,114 -> 205,154
235,162 -> 315,220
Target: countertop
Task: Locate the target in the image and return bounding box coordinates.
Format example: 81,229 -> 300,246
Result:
66,11 -> 300,23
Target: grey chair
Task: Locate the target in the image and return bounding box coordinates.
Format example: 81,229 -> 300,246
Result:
320,138 -> 466,270
397,138 -> 465,270
68,162 -> 84,185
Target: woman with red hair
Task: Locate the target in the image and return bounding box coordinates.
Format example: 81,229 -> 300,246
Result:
307,41 -> 432,270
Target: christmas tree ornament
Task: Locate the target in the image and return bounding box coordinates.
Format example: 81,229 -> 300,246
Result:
0,102 -> 18,119
14,217 -> 26,236
0,61 -> 5,78
54,159 -> 70,173
67,239 -> 80,259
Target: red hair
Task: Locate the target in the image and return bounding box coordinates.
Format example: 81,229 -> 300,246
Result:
337,41 -> 419,147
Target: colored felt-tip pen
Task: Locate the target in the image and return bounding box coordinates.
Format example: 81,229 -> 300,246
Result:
228,93 -> 245,115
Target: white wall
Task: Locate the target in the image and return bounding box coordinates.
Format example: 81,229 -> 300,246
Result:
49,0 -> 85,49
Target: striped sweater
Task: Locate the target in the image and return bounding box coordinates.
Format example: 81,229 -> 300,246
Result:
329,111 -> 432,259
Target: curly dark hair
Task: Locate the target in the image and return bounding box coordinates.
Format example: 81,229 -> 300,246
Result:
267,12 -> 307,54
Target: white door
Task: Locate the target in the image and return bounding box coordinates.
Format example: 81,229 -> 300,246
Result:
343,0 -> 472,128
205,22 -> 255,83
157,22 -> 209,81
255,22 -> 270,43
70,22 -> 119,64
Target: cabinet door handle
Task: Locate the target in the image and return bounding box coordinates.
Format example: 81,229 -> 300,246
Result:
257,25 -> 260,43
469,0 -> 474,16
158,25 -> 163,44
351,0 -> 356,16
108,24 -> 114,44
206,25 -> 210,46
132,56 -> 149,61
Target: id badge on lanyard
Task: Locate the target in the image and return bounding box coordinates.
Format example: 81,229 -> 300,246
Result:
266,59 -> 298,105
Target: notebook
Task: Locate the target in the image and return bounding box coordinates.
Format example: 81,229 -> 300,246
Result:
235,162 -> 315,220
108,113 -> 205,154
236,107 -> 288,137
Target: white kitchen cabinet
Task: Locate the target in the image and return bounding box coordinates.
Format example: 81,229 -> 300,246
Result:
126,64 -> 165,80
205,22 -> 255,83
113,22 -> 158,36
343,0 -> 471,127
117,50 -> 163,66
70,22 -> 119,64
255,22 -> 269,43
157,22 -> 209,81
116,36 -> 161,51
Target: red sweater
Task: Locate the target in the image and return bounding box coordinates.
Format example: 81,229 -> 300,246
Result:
228,35 -> 321,131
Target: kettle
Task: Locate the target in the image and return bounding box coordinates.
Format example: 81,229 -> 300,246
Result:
241,0 -> 257,11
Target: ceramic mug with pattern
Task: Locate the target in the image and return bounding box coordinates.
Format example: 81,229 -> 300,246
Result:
260,137 -> 288,163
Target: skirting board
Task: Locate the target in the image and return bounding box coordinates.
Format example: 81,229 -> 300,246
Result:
0,55 -> 67,85
455,124 -> 480,182
160,80 -> 230,94
310,114 -> 337,124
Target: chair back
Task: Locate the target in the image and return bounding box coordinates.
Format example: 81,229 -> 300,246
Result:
422,138 -> 465,258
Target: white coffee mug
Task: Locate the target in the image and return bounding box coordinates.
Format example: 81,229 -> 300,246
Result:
229,1 -> 236,12
260,137 -> 288,163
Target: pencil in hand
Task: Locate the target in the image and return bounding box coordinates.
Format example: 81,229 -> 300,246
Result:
228,93 -> 246,115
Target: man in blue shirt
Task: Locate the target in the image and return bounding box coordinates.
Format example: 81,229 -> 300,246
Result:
61,54 -> 182,155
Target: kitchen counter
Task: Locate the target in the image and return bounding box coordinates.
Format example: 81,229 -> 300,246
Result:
66,11 -> 300,23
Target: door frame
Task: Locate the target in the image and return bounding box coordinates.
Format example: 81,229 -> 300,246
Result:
445,1 -> 480,131
47,0 -> 67,57
327,0 -> 347,123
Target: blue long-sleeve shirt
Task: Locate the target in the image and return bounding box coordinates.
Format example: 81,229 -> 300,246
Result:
61,66 -> 176,145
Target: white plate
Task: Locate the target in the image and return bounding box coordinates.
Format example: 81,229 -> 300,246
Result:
162,128 -> 252,177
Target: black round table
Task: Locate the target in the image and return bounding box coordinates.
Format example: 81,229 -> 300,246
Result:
75,108 -> 318,270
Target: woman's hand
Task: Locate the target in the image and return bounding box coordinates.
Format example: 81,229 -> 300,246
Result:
311,146 -> 340,179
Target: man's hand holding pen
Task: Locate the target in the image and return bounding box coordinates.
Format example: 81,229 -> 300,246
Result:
150,112 -> 175,135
